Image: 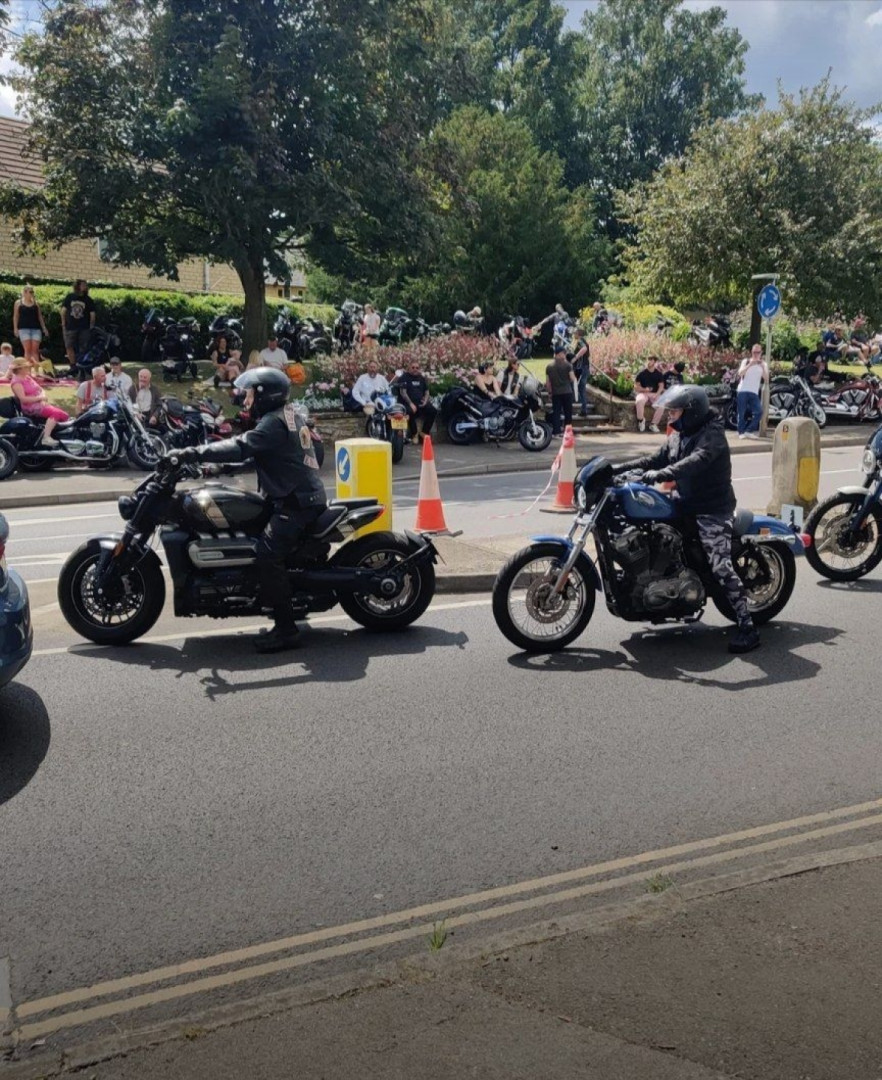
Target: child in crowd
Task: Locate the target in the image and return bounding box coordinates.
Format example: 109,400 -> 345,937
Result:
0,342 -> 14,378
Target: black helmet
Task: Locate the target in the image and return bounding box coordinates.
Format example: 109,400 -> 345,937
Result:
655,384 -> 710,434
233,366 -> 291,417
453,309 -> 469,328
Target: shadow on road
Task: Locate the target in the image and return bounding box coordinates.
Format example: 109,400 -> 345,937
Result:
67,625 -> 469,700
816,577 -> 882,593
507,620 -> 843,692
0,682 -> 50,805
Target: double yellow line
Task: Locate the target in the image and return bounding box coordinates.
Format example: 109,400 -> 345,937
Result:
14,796 -> 882,1040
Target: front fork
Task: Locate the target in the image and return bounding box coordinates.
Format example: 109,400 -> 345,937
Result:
847,477 -> 882,534
549,497 -> 606,594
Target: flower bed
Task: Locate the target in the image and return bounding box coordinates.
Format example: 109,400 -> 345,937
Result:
585,330 -> 743,398
305,336 -> 505,411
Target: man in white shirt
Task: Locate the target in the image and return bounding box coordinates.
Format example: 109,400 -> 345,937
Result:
351,359 -> 390,411
736,344 -> 768,439
75,366 -> 109,415
106,357 -> 134,400
258,335 -> 289,370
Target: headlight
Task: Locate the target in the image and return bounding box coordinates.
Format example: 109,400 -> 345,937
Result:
576,484 -> 588,511
861,449 -> 877,475
118,496 -> 136,521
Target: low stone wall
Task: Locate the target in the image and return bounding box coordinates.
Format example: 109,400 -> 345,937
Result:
311,410 -> 453,445
585,385 -> 728,431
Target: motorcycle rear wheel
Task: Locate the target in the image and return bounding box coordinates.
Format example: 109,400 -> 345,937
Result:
0,438 -> 18,480
492,543 -> 596,652
517,419 -> 553,452
333,532 -> 435,630
447,411 -> 478,445
712,540 -> 796,625
804,493 -> 882,581
391,430 -> 405,464
16,454 -> 53,473
58,541 -> 166,645
128,432 -> 167,471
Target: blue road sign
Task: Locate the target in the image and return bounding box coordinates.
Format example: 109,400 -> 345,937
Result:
757,284 -> 781,319
336,446 -> 351,483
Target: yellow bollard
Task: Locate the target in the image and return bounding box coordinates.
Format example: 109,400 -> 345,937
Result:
334,438 -> 393,536
766,417 -> 820,519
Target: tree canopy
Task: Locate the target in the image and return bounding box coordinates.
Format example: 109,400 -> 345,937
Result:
619,81 -> 882,321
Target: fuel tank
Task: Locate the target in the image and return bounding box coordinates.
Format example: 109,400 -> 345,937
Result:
179,483 -> 271,533
617,483 -> 678,521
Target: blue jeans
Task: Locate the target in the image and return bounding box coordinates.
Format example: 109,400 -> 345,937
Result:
737,390 -> 761,434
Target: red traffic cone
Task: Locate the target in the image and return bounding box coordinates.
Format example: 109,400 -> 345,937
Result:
542,424 -> 578,514
413,435 -> 450,533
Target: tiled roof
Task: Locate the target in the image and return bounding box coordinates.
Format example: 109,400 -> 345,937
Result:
0,117 -> 43,189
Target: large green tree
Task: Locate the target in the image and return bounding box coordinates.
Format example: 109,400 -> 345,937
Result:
619,81 -> 882,321
390,106 -> 608,321
2,0 -> 452,352
572,0 -> 759,235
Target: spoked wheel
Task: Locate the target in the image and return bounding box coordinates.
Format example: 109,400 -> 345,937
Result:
492,543 -> 596,652
332,532 -> 435,630
796,393 -> 827,428
128,432 -> 167,471
58,541 -> 166,644
0,438 -> 18,479
804,493 -> 882,581
724,398 -> 738,431
712,540 -> 796,625
517,418 -> 553,452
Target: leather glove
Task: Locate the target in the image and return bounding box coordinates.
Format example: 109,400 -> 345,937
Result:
641,469 -> 667,484
165,445 -> 201,465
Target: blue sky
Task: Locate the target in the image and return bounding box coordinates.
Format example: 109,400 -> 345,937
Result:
2,1 -> 881,118
563,0 -> 882,112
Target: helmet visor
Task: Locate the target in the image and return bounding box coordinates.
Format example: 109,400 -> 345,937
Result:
654,386 -> 689,411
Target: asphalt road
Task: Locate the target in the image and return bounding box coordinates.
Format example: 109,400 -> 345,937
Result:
0,446 -> 875,1054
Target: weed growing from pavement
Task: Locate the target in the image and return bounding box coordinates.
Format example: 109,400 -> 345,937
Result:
428,920 -> 449,951
646,872 -> 675,894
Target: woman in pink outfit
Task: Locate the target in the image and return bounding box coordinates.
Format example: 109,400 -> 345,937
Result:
9,357 -> 69,446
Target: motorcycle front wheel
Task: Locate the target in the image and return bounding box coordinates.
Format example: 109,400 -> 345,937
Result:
796,393 -> 827,428
447,411 -> 478,445
333,532 -> 435,630
712,540 -> 796,625
517,418 -> 553,452
723,398 -> 738,431
390,429 -> 405,464
58,541 -> 166,644
492,543 -> 596,652
128,432 -> 167,471
804,493 -> 882,580
0,437 -> 18,480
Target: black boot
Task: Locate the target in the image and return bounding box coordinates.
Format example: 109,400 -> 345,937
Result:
728,621 -> 760,655
254,622 -> 301,653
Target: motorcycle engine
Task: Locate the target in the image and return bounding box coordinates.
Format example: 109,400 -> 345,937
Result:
90,422 -> 106,438
488,405 -> 517,434
84,440 -> 106,457
611,524 -> 705,616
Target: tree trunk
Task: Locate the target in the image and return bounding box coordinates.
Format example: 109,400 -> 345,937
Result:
236,258 -> 267,361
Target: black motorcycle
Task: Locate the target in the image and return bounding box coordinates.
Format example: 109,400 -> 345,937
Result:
803,423 -> 882,581
689,313 -> 732,350
157,395 -> 234,449
492,456 -> 803,652
498,315 -> 534,360
140,308 -> 172,364
0,393 -> 166,474
333,300 -> 364,352
207,314 -> 244,356
159,318 -> 200,382
57,457 -> 438,645
441,376 -> 552,452
72,325 -> 123,382
364,390 -> 409,464
378,307 -> 415,346
274,308 -> 333,359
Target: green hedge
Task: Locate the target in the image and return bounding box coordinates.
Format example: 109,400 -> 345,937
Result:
0,282 -> 336,362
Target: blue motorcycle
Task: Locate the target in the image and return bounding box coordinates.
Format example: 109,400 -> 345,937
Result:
492,455 -> 804,652
803,424 -> 882,581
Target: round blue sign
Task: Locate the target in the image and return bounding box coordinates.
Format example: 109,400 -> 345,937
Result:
757,284 -> 781,320
336,447 -> 351,483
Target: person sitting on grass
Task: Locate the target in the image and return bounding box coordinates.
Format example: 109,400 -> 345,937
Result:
9,356 -> 69,445
211,335 -> 243,386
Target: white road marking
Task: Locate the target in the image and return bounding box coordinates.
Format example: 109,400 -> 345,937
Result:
2,511 -> 122,528
29,602 -> 60,618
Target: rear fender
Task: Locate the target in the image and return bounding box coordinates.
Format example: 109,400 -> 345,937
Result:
403,529 -> 438,564
743,515 -> 805,555
529,535 -> 602,590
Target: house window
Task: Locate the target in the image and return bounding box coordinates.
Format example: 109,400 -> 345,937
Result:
96,238 -> 118,263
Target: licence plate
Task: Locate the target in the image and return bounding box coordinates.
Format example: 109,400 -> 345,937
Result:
391,417 -> 408,430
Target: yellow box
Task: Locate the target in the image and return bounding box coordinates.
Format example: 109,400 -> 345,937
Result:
334,438 -> 393,535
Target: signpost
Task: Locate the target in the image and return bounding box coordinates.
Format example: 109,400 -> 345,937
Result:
751,273 -> 779,437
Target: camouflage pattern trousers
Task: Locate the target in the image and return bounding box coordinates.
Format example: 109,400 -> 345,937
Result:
695,513 -> 752,627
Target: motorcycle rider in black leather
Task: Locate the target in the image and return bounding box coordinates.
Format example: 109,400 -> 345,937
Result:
170,367 -> 327,653
612,384 -> 760,655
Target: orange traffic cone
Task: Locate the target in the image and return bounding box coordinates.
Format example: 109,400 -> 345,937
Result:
413,435 -> 450,533
541,424 -> 578,514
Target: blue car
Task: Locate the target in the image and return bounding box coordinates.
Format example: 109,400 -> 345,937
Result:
0,512 -> 32,687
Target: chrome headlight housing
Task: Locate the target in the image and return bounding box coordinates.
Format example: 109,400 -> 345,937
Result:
861,449 -> 877,475
575,483 -> 588,511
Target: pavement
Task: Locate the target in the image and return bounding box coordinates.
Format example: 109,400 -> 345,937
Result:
6,840 -> 882,1079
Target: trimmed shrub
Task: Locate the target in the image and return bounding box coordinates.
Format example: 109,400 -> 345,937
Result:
0,281 -> 335,362
585,330 -> 741,397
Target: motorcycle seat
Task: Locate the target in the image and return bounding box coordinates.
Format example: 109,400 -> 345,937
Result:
310,505 -> 349,539
329,497 -> 379,509
733,508 -> 754,537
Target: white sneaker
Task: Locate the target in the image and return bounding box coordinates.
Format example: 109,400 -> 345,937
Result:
637,420 -> 646,432
745,432 -> 762,440
649,423 -> 660,434
738,433 -> 746,439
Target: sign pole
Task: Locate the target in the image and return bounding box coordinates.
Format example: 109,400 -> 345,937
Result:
751,273 -> 779,438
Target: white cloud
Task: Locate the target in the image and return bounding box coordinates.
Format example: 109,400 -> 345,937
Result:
867,6 -> 882,24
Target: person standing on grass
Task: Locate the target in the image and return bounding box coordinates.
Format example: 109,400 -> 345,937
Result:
13,285 -> 49,369
60,280 -> 96,368
545,344 -> 577,436
736,344 -> 768,440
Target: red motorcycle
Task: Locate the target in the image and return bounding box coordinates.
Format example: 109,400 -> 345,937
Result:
815,359 -> 882,423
